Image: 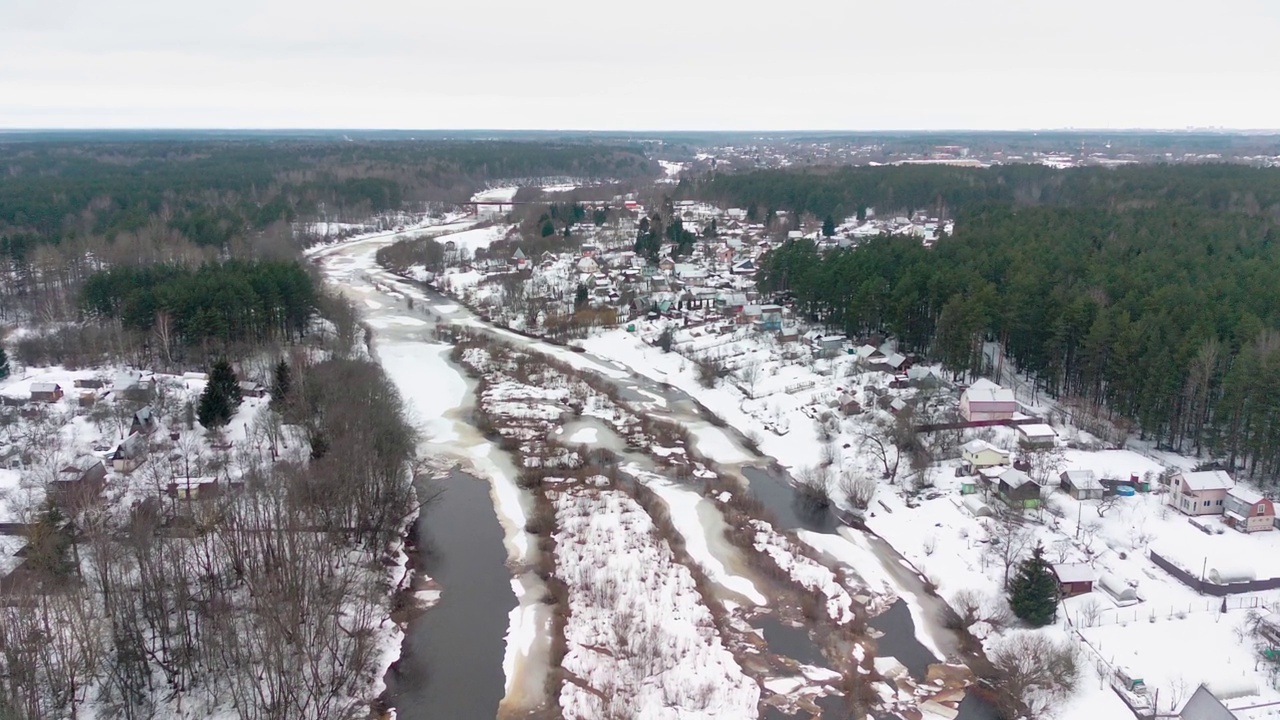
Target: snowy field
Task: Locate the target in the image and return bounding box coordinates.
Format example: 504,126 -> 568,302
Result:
552,480 -> 759,719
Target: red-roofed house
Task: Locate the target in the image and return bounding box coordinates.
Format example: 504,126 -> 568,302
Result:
1222,486 -> 1274,533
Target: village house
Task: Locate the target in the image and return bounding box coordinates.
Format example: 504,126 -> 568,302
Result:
961,439 -> 1011,472
837,393 -> 861,416
1256,610 -> 1280,646
1221,486 -> 1275,533
805,332 -> 846,358
576,256 -> 600,274
1060,470 -> 1105,500
112,433 -> 148,474
1017,423 -> 1057,448
511,247 -> 528,269
167,476 -> 234,501
854,344 -> 883,364
1051,563 -> 1096,597
29,383 -> 63,403
1177,684 -> 1237,720
1169,470 -> 1235,517
959,379 -> 1016,422
52,458 -> 108,507
759,305 -> 783,333
0,445 -> 21,470
239,381 -> 267,399
130,406 -> 157,435
996,468 -> 1040,509
73,378 -> 105,389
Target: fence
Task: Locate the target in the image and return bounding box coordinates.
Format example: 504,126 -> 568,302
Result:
1150,550 -> 1280,596
915,416 -> 1044,433
1067,596 -> 1267,629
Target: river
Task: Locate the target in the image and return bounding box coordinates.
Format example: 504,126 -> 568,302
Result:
310,228 -> 996,720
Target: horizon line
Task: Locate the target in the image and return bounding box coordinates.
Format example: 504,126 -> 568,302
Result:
2,126 -> 1280,135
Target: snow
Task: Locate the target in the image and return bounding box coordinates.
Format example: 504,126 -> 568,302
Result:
0,469 -> 19,494
751,520 -> 855,624
1079,610 -> 1278,707
553,483 -> 759,719
472,186 -> 519,203
687,422 -> 751,465
437,224 -> 512,253
565,427 -> 598,444
378,342 -> 466,444
631,468 -> 767,605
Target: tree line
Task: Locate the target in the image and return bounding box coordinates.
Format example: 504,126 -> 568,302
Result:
0,139 -> 655,262
754,165 -> 1280,482
699,163 -> 1280,224
80,260 -> 317,352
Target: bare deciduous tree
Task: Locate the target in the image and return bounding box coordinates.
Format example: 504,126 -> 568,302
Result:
988,632 -> 1081,718
838,470 -> 877,510
985,511 -> 1034,586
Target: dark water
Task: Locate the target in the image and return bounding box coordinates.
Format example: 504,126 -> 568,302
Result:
758,615 -> 825,667
384,470 -> 514,720
868,600 -> 937,680
742,465 -> 839,533
741,465 -> 1000,720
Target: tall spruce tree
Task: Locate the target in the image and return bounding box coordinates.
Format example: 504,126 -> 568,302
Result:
0,346 -> 8,381
198,359 -> 243,429
270,359 -> 292,409
822,215 -> 836,237
1008,544 -> 1060,626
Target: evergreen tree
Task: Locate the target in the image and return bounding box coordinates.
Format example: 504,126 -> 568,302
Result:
540,219 -> 555,237
1008,544 -> 1060,626
198,359 -> 243,429
270,359 -> 292,409
702,218 -> 717,238
575,284 -> 589,308
0,346 -> 8,381
822,215 -> 836,237
27,502 -> 75,577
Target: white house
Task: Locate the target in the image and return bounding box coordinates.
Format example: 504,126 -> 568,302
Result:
959,379 -> 1016,422
1017,423 -> 1058,448
961,439 -> 1011,471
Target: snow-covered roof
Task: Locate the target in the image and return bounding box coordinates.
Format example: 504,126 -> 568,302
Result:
1227,486 -> 1264,505
1062,470 -> 1102,490
963,378 -> 1015,404
1181,470 -> 1235,492
885,352 -> 907,368
1052,563 -> 1095,584
961,439 -> 1007,455
999,468 -> 1034,488
1017,423 -> 1057,438
30,382 -> 60,393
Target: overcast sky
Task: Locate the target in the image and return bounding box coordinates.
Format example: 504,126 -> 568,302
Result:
2,0 -> 1277,130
